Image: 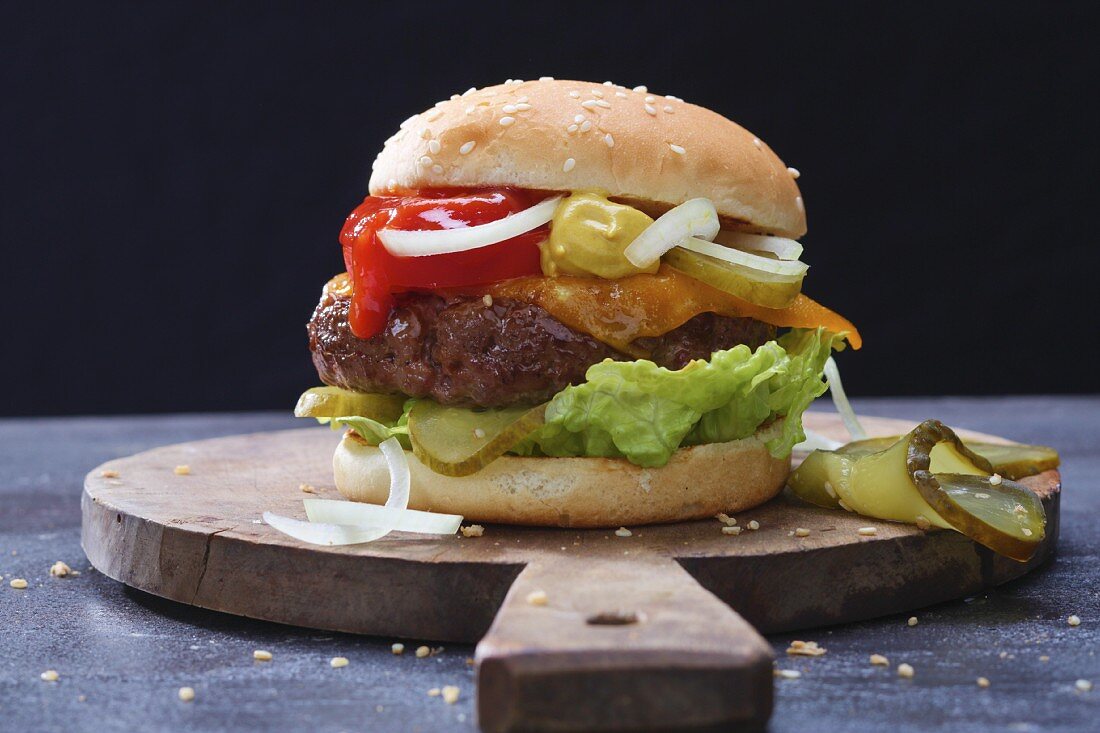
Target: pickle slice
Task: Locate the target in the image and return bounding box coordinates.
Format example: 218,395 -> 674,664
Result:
407,401 -> 546,477
788,420 -> 1047,561
838,436 -> 1059,480
664,247 -> 803,308
958,441 -> 1060,480
294,386 -> 406,424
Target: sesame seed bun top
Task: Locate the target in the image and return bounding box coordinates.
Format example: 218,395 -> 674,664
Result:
368,79 -> 807,238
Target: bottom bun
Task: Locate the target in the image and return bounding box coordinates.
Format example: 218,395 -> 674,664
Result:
333,420 -> 790,528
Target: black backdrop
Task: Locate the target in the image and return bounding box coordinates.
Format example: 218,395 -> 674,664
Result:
2,2 -> 1097,417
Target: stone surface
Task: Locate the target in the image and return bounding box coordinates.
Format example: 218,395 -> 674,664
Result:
1,398 -> 1097,732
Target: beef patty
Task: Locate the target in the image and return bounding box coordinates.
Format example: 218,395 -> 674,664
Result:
308,287 -> 776,407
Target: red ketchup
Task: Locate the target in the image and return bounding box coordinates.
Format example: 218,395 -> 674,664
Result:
338,189 -> 547,338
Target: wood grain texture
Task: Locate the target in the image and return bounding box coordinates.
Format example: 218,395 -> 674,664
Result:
81,413 -> 1060,732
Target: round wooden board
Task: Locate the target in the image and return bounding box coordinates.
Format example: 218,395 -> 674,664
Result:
82,413 -> 1060,733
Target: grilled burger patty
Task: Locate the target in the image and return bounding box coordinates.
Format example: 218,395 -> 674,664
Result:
309,286 -> 776,407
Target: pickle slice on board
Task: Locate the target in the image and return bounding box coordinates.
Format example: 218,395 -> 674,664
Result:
294,386 -> 406,424
836,436 -> 1059,479
408,401 -> 546,477
788,420 -> 1047,561
664,247 -> 803,308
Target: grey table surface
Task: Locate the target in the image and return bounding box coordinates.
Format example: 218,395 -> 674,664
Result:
0,396 -> 1097,733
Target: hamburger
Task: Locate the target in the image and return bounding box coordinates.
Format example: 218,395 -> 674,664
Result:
295,78 -> 860,528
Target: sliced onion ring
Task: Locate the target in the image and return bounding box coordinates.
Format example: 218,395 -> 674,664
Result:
304,498 -> 462,535
379,195 -> 562,257
824,357 -> 867,441
623,198 -> 720,268
678,237 -> 808,278
263,436 -> 418,546
794,429 -> 843,453
715,231 -> 804,261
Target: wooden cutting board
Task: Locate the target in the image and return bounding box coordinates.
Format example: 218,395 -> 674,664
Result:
82,413 -> 1060,732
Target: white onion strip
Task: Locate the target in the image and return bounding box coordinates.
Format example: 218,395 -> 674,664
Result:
824,357 -> 867,441
379,196 -> 562,257
679,237 -> 808,277
716,231 -> 804,261
263,437 -> 419,546
304,499 -> 462,535
623,198 -> 720,267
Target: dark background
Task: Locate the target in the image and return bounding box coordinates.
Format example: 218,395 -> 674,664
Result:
2,2 -> 1096,417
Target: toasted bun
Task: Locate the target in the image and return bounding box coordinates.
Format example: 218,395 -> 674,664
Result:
369,79 -> 806,238
333,421 -> 789,528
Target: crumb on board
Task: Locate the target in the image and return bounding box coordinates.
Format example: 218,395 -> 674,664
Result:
1068,615 -> 1081,627
173,465 -> 191,476
614,527 -> 632,537
794,527 -> 810,537
391,643 -> 404,655
415,646 -> 431,658
977,677 -> 990,688
299,483 -> 317,494
786,640 -> 826,657
442,685 -> 460,704
100,470 -> 120,479
869,654 -> 889,666
50,561 -> 76,578
526,589 -> 549,606
774,669 -> 801,679
330,657 -> 349,668
908,616 -> 918,627
10,578 -> 28,589
460,525 -> 485,538
178,687 -> 195,702
897,663 -> 915,678
721,526 -> 742,536
41,670 -> 59,682
253,650 -> 272,661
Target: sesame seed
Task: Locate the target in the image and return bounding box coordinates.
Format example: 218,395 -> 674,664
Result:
787,166 -> 801,179
990,473 -> 1003,485
10,578 -> 28,589
1022,527 -> 1034,537
795,196 -> 805,213
567,124 -> 578,133
594,99 -> 611,108
431,164 -> 443,175
915,515 -> 931,530
253,650 -> 273,661
399,114 -> 419,129
838,500 -> 852,512
669,143 -> 686,155
391,643 -> 405,655
604,133 -> 614,148
869,654 -> 889,666
858,527 -> 878,536
752,137 -> 763,149
459,141 -> 476,155
502,104 -> 517,113
415,646 -> 430,658
908,616 -> 918,626
463,87 -> 477,95
644,95 -> 655,103
666,94 -> 682,101
539,76 -> 554,81
464,105 -> 475,115
460,524 -> 485,537
330,657 -> 349,668
174,465 -> 191,476
419,128 -> 432,140
590,90 -> 604,98
41,670 -> 59,682
473,428 -> 486,439
977,677 -> 991,688
562,158 -> 576,173
722,526 -> 742,536
633,85 -> 647,93
581,100 -> 599,110
426,109 -> 444,121
517,96 -> 529,103
579,120 -> 592,132
515,103 -> 532,111
1068,615 -> 1081,626
100,469 -> 120,478
716,513 -> 737,526
482,294 -> 493,306
428,687 -> 440,697
50,561 -> 72,577
499,116 -> 515,127
1077,679 -> 1094,692
748,520 -> 760,530
419,156 -> 432,166
974,492 -> 991,499
442,686 -> 460,704
794,527 -> 811,537
568,91 -> 580,98
428,140 -> 441,155
449,94 -> 460,101
178,687 -> 195,702
615,91 -> 628,98
897,663 -> 915,678
644,104 -> 657,116
615,526 -> 632,537
663,105 -> 674,114
775,669 -> 801,679
823,481 -> 836,498
526,589 -> 549,606
574,114 -> 585,123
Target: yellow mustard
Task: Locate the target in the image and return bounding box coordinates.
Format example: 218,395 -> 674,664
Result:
541,191 -> 657,278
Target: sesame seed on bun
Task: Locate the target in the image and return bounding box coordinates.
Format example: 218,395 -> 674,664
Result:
368,79 -> 807,238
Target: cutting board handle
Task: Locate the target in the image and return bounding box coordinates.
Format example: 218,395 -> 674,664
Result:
475,555 -> 773,732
